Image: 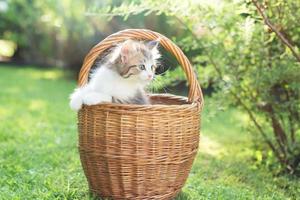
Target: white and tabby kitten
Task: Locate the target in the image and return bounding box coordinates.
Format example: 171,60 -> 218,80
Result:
69,39 -> 160,111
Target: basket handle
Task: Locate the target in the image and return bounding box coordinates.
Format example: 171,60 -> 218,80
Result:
78,29 -> 203,104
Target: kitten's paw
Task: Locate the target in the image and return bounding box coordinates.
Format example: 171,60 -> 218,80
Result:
69,98 -> 83,111
83,93 -> 112,106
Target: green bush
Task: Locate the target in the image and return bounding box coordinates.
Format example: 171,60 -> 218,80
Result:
92,0 -> 300,175
0,0 -> 112,69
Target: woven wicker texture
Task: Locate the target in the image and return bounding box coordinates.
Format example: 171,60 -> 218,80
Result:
77,29 -> 203,200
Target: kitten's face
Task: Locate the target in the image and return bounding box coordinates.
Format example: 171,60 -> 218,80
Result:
112,40 -> 160,84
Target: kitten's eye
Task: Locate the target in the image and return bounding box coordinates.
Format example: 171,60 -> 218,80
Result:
139,64 -> 146,70
151,65 -> 156,71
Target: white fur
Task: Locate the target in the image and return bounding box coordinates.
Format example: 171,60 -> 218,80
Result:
69,66 -> 148,111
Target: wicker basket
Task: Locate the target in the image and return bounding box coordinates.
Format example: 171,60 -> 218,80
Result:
77,29 -> 204,200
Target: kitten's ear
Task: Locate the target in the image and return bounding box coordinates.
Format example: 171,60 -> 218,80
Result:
146,40 -> 159,50
120,40 -> 133,64
147,40 -> 161,60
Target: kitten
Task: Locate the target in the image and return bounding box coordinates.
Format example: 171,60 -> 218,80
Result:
69,39 -> 160,111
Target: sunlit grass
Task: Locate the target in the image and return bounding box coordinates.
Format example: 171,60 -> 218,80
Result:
28,70 -> 65,80
28,99 -> 47,111
199,135 -> 225,157
0,65 -> 299,199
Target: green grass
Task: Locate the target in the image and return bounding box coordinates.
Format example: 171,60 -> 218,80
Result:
0,65 -> 299,200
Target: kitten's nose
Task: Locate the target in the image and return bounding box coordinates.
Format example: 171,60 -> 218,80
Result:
147,75 -> 153,80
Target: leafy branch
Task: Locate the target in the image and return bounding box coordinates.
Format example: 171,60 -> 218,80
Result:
252,0 -> 300,62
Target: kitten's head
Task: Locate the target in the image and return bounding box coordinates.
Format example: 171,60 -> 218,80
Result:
109,39 -> 160,84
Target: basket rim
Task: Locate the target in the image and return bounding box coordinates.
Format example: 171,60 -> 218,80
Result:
80,93 -> 202,112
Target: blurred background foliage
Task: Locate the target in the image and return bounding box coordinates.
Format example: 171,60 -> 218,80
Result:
0,0 -> 178,71
0,0 -> 299,175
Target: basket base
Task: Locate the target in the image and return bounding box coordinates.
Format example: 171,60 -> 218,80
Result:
90,188 -> 181,200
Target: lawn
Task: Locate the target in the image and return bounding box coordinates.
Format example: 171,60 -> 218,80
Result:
0,65 -> 299,200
